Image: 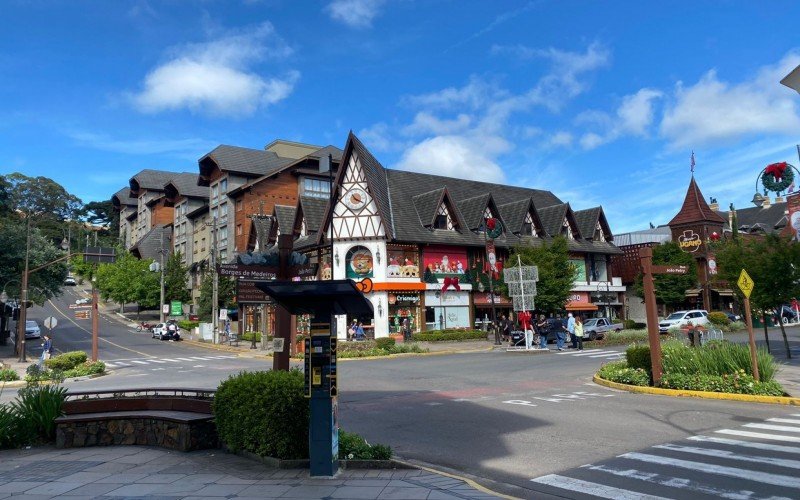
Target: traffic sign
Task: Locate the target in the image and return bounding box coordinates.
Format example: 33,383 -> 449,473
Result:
651,265 -> 689,275
68,304 -> 92,309
737,269 -> 754,298
74,310 -> 91,320
43,317 -> 57,330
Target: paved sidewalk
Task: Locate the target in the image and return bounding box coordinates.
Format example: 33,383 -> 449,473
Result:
0,446 -> 505,499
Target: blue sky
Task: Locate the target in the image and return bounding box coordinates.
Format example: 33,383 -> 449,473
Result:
3,1 -> 800,233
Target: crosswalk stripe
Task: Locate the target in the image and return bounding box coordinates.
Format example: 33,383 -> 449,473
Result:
104,363 -> 117,368
148,359 -> 166,363
744,423 -> 800,434
767,418 -> 800,425
654,443 -> 800,469
530,474 -> 669,499
130,360 -> 148,365
589,353 -> 624,358
161,358 -> 180,362
572,350 -> 619,357
716,429 -> 800,443
688,435 -> 800,455
620,452 -> 800,488
583,463 -> 793,500
175,358 -> 195,362
556,349 -> 601,354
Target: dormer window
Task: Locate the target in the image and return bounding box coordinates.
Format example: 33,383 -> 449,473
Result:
435,203 -> 454,230
595,221 -> 606,242
300,218 -> 307,237
522,212 -> 536,236
562,219 -> 574,239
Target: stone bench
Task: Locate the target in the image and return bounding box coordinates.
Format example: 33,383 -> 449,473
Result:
55,389 -> 218,452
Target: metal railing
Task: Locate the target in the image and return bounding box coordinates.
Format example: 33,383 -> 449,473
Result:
64,388 -> 215,402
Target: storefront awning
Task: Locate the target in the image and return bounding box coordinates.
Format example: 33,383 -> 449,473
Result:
712,288 -> 735,297
685,288 -> 702,296
565,302 -> 598,311
372,282 -> 427,291
473,293 -> 512,306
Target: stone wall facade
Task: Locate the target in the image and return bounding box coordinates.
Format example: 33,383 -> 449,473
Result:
56,417 -> 218,452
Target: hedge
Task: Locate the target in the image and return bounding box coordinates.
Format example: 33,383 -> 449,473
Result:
213,370 -> 309,459
178,320 -> 199,331
338,430 -> 392,460
45,351 -> 87,371
625,344 -> 651,375
597,361 -> 649,386
412,329 -> 488,342
660,371 -> 784,396
0,368 -> 19,381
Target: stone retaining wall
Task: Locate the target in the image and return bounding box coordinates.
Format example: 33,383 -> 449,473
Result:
56,417 -> 218,452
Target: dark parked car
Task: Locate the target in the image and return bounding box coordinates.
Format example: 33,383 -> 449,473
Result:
723,312 -> 741,322
777,305 -> 799,324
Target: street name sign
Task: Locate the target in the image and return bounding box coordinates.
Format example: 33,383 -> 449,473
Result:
651,265 -> 689,275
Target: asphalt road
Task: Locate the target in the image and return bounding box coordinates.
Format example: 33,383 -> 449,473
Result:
8,291 -> 800,499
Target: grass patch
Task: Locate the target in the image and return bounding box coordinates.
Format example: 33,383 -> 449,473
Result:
0,368 -> 19,382
293,340 -> 428,359
412,329 -> 488,342
338,430 -> 392,460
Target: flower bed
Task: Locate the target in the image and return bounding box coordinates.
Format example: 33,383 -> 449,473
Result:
292,338 -> 428,359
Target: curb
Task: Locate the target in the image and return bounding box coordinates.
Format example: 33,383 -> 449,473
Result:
593,374 -> 800,406
182,339 -> 273,358
393,458 -> 521,500
1,370 -> 111,389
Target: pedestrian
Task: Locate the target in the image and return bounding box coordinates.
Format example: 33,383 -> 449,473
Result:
348,319 -> 357,341
574,316 -> 584,351
354,321 -> 366,341
686,321 -> 697,347
536,314 -> 548,349
501,315 -> 511,342
39,334 -> 53,367
402,317 -> 411,342
556,313 -> 572,351
569,312 -> 578,349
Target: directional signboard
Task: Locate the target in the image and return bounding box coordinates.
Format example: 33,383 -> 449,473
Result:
737,269 -> 754,298
651,265 -> 689,275
74,310 -> 91,320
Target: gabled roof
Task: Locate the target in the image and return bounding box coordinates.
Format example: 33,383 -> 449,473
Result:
456,193 -> 498,231
537,203 -> 582,240
498,198 -> 545,236
130,225 -> 171,261
111,187 -> 137,210
248,216 -> 274,251
130,169 -> 187,196
573,206 -> 613,242
668,176 -> 726,226
198,145 -> 295,186
273,204 -> 296,235
295,196 -> 328,234
186,203 -> 209,220
716,201 -> 788,235
412,188 -> 445,227
164,172 -> 208,202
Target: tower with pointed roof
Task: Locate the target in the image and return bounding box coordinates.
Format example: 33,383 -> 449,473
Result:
668,176 -> 725,310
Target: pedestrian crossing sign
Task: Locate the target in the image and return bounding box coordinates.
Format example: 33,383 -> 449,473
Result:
737,269 -> 754,298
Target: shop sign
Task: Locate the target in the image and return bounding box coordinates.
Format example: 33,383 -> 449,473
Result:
388,293 -> 419,304
424,290 -> 469,306
237,280 -> 273,303
788,193 -> 800,242
219,264 -> 277,280
678,229 -> 702,253
423,246 -> 468,278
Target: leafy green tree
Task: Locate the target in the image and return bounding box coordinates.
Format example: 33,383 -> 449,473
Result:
0,220 -> 67,304
4,173 -> 83,222
714,234 -> 800,358
164,252 -> 191,304
0,175 -> 11,216
508,236 -> 575,314
197,273 -> 235,321
633,241 -> 697,309
95,252 -> 159,315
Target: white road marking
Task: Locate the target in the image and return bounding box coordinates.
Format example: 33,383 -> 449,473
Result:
161,358 -> 180,362
572,350 -> 620,357
148,359 -> 166,363
193,365 -> 205,368
530,474 -> 668,499
556,349 -> 601,355
767,418 -> 800,425
619,452 -> 800,488
190,357 -> 209,360
584,463 -> 794,500
150,368 -> 165,371
175,358 -> 196,362
744,423 -> 800,434
589,353 -> 625,358
130,360 -> 148,365
688,435 -> 800,455
104,363 -> 117,368
653,443 -> 800,469
716,429 -> 800,443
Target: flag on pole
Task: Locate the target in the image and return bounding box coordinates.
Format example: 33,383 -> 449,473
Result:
690,151 -> 695,173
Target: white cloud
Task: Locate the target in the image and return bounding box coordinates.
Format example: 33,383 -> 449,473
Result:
66,130 -> 216,156
577,88 -> 662,149
358,122 -> 404,152
404,76 -> 504,111
130,22 -> 298,117
549,131 -> 573,147
660,52 -> 800,148
325,0 -> 385,29
402,112 -> 471,136
395,135 -> 507,182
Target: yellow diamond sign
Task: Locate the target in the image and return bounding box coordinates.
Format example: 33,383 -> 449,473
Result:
737,269 -> 754,298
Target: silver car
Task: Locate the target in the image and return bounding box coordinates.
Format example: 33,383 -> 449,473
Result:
25,320 -> 41,339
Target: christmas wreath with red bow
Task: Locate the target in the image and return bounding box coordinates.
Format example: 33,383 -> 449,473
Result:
485,217 -> 503,240
762,162 -> 794,194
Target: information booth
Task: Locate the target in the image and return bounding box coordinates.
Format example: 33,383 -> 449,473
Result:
256,279 -> 373,477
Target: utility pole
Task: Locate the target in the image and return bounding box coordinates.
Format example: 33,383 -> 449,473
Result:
208,217 -> 219,344
17,216 -> 31,362
159,231 -> 166,323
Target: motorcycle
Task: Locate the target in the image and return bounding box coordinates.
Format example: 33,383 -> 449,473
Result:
136,321 -> 155,332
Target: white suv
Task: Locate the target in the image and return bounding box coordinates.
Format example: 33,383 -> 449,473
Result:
659,310 -> 709,334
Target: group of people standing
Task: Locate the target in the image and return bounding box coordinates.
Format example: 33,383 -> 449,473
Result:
498,312 -> 585,351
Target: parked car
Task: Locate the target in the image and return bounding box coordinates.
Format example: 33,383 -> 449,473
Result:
658,310 -> 709,334
75,298 -> 90,305
152,322 -> 181,341
723,311 -> 741,322
582,317 -> 623,341
777,305 -> 799,324
64,276 -> 76,286
24,320 -> 41,339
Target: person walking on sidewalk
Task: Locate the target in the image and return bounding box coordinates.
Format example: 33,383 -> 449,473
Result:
574,316 -> 584,351
536,315 -> 548,349
39,334 -> 53,367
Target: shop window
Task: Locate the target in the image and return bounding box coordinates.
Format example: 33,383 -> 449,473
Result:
345,246 -> 374,279
386,246 -> 420,278
435,203 -> 454,230
388,293 -> 421,334
571,258 -> 587,282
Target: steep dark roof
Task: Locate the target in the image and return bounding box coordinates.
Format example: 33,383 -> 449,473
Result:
111,187 -> 137,209
250,216 -> 274,251
457,194 -> 491,230
412,188 -> 445,227
716,202 -> 788,234
573,207 -> 600,239
538,204 -> 567,237
198,145 -> 295,186
349,133 -> 394,239
298,196 -> 328,233
186,204 -> 209,220
497,198 -> 545,236
130,225 -> 171,261
273,205 -> 296,235
669,177 -> 726,226
130,169 -> 188,196
164,172 -> 208,201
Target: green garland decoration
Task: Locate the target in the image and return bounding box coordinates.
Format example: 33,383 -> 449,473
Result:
762,166 -> 794,194
486,219 -> 503,239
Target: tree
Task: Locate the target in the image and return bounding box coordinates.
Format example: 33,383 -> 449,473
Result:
714,234 -> 800,358
164,252 -> 191,304
197,273 -> 235,321
633,241 -> 697,309
508,236 -> 575,314
0,219 -> 68,304
0,175 -> 11,217
5,173 -> 83,221
95,252 -> 159,315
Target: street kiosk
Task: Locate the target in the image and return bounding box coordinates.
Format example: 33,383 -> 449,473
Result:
256,279 -> 373,477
